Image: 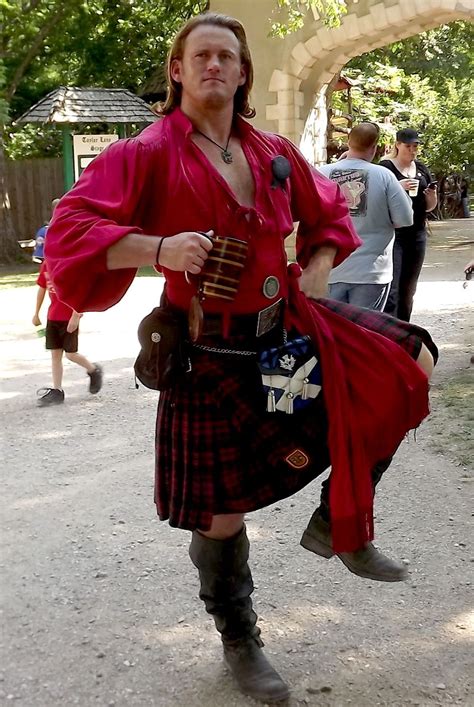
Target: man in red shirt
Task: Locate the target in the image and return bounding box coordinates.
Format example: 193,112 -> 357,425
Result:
32,260 -> 103,406
46,12 -> 437,702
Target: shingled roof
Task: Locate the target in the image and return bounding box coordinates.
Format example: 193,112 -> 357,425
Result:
16,86 -> 158,124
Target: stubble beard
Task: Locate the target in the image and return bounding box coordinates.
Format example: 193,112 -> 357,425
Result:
201,90 -> 233,112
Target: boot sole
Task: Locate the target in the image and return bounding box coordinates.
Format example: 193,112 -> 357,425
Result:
223,657 -> 290,704
338,555 -> 408,582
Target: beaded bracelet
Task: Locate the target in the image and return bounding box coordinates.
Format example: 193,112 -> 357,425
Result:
155,237 -> 164,266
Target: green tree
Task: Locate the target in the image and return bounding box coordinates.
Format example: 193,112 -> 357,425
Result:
271,0 -> 347,36
2,1 -> 209,121
331,22 -> 473,178
351,21 -> 474,94
1,0 -> 207,262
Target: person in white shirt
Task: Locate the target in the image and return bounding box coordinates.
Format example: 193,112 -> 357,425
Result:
319,122 -> 413,310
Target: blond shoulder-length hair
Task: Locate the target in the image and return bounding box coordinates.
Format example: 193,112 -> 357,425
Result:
387,143 -> 399,158
159,12 -> 256,119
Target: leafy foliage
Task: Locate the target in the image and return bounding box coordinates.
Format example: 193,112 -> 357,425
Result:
2,1 -> 208,158
331,22 -> 473,176
271,0 -> 347,36
3,1 -> 208,119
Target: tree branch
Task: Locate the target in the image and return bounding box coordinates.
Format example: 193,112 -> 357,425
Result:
5,1 -> 78,101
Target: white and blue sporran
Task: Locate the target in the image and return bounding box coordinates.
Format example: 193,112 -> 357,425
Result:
258,335 -> 322,414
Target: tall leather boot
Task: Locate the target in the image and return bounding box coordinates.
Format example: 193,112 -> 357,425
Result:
300,456 -> 408,582
189,526 -> 290,703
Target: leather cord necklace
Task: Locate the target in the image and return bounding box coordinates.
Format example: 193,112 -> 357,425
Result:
194,128 -> 233,164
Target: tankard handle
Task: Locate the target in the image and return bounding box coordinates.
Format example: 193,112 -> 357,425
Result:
185,231 -> 215,284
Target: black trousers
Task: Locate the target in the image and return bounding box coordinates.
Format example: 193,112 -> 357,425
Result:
385,228 -> 427,322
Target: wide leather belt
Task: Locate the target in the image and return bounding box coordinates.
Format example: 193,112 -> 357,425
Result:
202,313 -> 262,337
201,299 -> 284,338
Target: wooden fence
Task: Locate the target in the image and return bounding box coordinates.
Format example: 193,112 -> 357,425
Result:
6,157 -> 64,240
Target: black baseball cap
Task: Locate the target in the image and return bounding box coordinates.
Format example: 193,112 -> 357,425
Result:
396,128 -> 421,144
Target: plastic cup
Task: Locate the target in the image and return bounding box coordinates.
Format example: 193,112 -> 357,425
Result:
408,179 -> 420,197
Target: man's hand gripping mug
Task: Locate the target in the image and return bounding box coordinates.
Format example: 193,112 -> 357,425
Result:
187,234 -> 249,342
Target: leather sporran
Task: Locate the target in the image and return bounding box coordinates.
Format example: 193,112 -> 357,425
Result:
134,307 -> 190,390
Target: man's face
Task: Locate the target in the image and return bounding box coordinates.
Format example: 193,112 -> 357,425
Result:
171,24 -> 246,111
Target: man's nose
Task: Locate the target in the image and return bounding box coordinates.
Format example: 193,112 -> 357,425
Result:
207,55 -> 221,71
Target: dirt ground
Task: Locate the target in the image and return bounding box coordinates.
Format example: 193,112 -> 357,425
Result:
1,220 -> 473,707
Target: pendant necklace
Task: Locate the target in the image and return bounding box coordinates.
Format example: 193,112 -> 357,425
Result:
194,128 -> 233,164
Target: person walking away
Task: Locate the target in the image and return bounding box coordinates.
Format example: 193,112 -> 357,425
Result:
380,129 -> 437,321
32,259 -> 103,406
45,13 -> 437,703
319,122 -> 413,310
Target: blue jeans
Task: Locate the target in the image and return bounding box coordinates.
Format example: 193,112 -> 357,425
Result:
328,282 -> 391,311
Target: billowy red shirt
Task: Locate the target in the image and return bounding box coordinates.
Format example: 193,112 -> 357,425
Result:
37,261 -> 73,321
46,108 -> 361,314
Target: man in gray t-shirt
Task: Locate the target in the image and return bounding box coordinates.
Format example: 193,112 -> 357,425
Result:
319,122 -> 413,310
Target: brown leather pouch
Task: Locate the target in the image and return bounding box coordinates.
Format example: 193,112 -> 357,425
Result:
134,307 -> 190,390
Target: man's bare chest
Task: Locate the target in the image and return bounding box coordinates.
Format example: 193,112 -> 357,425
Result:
193,138 -> 255,207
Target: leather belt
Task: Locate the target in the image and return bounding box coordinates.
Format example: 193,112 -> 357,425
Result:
202,300 -> 283,338
202,313 -> 264,337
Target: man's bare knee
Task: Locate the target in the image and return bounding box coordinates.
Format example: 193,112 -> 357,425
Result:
416,343 -> 435,379
199,513 -> 245,540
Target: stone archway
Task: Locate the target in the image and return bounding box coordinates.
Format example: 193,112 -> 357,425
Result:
211,0 -> 474,163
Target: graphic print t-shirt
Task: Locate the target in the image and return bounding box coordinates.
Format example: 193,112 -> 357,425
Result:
319,158 -> 413,284
328,168 -> 369,217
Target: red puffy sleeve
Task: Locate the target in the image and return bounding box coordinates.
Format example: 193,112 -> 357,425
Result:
278,137 -> 362,268
45,137 -> 154,312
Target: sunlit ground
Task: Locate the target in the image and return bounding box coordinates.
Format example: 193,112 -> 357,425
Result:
0,274 -> 472,398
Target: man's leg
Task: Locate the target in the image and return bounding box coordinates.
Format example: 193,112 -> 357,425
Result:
300,455 -> 408,582
348,283 -> 391,311
189,513 -> 289,703
310,338 -> 434,524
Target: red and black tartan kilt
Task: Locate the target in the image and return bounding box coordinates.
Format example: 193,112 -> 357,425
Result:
154,299 -> 437,531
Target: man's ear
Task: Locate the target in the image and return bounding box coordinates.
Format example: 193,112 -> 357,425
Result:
170,58 -> 182,83
238,66 -> 246,87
